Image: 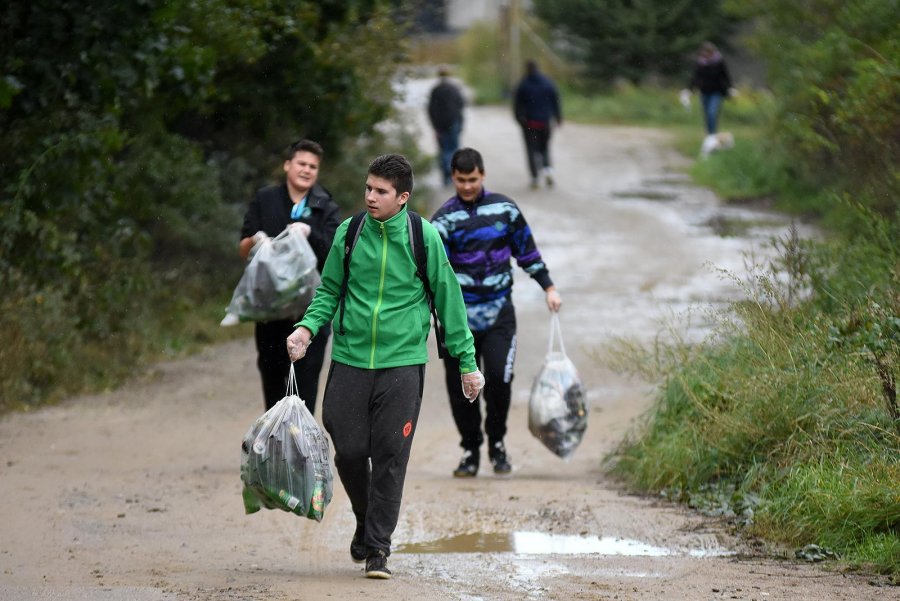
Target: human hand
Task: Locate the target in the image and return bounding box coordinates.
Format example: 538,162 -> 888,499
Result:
252,231 -> 269,245
728,87 -> 739,99
289,222 -> 311,237
679,89 -> 691,109
286,327 -> 312,362
461,370 -> 485,402
546,288 -> 562,312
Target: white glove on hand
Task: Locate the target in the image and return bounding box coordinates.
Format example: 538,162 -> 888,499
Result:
289,222 -> 311,237
679,89 -> 691,109
461,370 -> 485,402
286,327 -> 312,362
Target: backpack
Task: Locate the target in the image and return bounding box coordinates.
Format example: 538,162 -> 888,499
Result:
337,211 -> 447,358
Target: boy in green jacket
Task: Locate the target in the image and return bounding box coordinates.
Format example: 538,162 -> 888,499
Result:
286,154 -> 484,579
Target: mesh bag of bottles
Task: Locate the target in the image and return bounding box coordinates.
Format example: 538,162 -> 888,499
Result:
528,313 -> 588,459
240,366 -> 333,521
221,227 -> 321,325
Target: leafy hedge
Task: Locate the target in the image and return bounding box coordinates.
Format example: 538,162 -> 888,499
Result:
0,0 -> 412,409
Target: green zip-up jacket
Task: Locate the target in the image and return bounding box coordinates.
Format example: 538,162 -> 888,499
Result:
297,206 -> 477,372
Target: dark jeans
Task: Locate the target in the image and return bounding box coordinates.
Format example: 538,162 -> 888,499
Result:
254,319 -> 330,414
435,121 -> 462,185
701,92 -> 724,134
521,125 -> 552,179
322,362 -> 425,557
442,301 -> 517,453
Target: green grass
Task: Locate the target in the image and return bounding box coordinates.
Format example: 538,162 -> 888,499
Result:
606,222 -> 900,577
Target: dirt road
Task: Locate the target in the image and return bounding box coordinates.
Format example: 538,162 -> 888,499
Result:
0,86 -> 889,600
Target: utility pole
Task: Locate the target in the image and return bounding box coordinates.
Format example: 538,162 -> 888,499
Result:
509,0 -> 521,94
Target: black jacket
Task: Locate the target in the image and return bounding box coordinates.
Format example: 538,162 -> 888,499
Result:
428,79 -> 465,131
690,60 -> 732,96
514,72 -> 561,125
240,182 -> 341,271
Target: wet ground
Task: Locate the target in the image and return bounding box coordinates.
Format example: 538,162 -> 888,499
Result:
0,81 -> 890,600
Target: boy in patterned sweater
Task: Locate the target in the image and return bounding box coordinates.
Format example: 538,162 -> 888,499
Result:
431,147 -> 562,477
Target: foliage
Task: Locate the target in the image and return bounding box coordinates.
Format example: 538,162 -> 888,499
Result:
532,0 -> 738,86
736,0 -> 900,214
608,213 -> 900,575
0,0 -> 411,410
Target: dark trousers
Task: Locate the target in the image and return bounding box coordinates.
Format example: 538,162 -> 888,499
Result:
521,125 -> 552,179
322,362 -> 425,557
442,301 -> 517,453
254,319 -> 330,414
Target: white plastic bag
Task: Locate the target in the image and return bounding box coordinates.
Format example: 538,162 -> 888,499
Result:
528,313 -> 588,459
240,366 -> 333,521
222,227 -> 321,325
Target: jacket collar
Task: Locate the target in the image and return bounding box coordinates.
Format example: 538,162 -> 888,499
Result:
281,182 -> 332,209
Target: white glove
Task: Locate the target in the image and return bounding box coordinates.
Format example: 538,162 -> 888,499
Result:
286,327 -> 312,362
728,87 -> 739,98
461,370 -> 485,402
679,89 -> 691,109
252,231 -> 269,245
288,222 -> 311,237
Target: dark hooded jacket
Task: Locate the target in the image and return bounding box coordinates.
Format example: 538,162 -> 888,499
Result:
514,70 -> 562,126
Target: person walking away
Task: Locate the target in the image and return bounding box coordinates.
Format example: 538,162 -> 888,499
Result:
682,41 -> 733,135
513,60 -> 562,189
431,147 -> 562,478
286,154 -> 484,579
427,67 -> 466,187
239,139 -> 340,414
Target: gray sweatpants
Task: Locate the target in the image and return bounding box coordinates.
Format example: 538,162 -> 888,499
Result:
322,361 -> 424,557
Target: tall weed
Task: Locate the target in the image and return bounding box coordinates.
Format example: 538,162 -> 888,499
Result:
609,216 -> 900,576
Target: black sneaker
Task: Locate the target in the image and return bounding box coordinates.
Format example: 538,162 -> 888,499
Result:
452,449 -> 479,478
490,441 -> 512,475
365,549 -> 391,579
350,525 -> 366,564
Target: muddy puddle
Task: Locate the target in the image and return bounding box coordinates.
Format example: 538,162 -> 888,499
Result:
397,531 -> 733,558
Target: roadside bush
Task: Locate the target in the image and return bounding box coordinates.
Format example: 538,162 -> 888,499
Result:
609,215 -> 900,576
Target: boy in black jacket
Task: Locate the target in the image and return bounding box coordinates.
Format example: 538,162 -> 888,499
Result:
239,139 -> 341,413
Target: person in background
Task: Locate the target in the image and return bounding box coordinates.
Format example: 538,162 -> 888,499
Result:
286,154 -> 484,580
431,147 -> 562,479
427,66 -> 466,187
239,139 -> 341,414
681,41 -> 734,135
513,59 -> 562,190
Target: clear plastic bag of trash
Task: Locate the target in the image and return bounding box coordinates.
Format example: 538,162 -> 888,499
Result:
222,227 -> 321,325
240,366 -> 333,521
528,313 -> 588,459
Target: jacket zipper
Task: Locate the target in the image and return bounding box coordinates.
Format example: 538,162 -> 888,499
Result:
369,222 -> 388,368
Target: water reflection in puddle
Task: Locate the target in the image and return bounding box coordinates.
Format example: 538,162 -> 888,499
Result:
397,531 -> 730,557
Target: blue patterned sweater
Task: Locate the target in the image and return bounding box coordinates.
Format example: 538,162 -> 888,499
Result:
431,190 -> 553,331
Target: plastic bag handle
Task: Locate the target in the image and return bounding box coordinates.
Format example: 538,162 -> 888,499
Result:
547,312 -> 567,357
286,363 -> 299,398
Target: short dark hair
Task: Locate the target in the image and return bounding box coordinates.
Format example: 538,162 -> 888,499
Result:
367,153 -> 414,195
450,148 -> 484,174
286,139 -> 324,161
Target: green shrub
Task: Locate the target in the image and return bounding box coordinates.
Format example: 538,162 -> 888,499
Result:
610,216 -> 900,575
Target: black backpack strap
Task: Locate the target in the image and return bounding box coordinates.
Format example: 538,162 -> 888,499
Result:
338,211 -> 367,336
407,212 -> 447,358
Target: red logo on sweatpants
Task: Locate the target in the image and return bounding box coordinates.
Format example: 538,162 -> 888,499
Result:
402,421 -> 413,437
